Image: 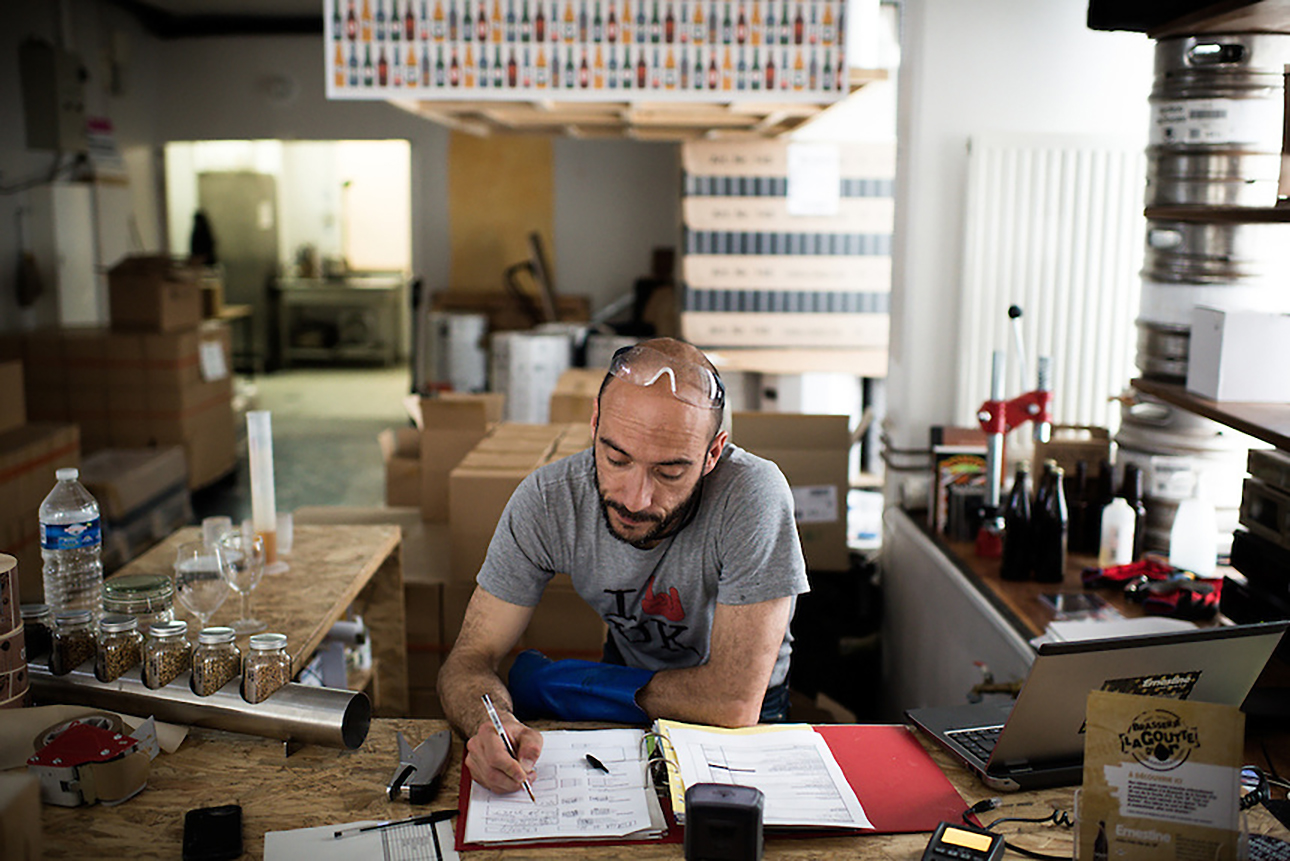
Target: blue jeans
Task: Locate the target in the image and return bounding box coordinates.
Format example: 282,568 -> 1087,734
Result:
601,635 -> 791,723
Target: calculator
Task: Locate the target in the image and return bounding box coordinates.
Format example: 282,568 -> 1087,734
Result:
921,822 -> 1006,861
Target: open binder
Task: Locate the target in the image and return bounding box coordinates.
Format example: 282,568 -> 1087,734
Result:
455,722 -> 968,851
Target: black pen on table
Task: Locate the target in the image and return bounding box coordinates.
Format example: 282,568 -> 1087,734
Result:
585,754 -> 610,773
332,809 -> 456,839
481,692 -> 537,803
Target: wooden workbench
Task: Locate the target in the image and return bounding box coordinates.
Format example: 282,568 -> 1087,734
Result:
111,524 -> 408,715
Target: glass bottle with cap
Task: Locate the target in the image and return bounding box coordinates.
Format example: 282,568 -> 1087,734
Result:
20,604 -> 54,660
242,632 -> 291,704
191,626 -> 241,696
96,614 -> 143,682
50,608 -> 96,675
101,573 -> 175,633
143,620 -> 192,689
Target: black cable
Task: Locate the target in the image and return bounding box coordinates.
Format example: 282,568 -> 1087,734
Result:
963,799 -> 1075,861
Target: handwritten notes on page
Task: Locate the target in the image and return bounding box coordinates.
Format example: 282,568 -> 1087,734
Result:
461,728 -> 667,846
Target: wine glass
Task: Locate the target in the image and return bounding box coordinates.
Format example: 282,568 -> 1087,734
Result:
216,532 -> 266,635
174,540 -> 230,631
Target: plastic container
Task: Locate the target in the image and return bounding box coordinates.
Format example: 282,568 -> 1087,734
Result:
242,633 -> 291,704
50,609 -> 96,675
1170,487 -> 1218,576
1098,497 -> 1138,568
143,620 -> 192,689
20,604 -> 54,660
191,626 -> 241,696
95,614 -> 143,682
39,468 -> 104,619
102,573 -> 175,632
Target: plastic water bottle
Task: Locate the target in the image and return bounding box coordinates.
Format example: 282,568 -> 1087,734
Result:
39,467 -> 105,618
1169,478 -> 1217,577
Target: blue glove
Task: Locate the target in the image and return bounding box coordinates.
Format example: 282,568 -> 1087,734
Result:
508,649 -> 655,724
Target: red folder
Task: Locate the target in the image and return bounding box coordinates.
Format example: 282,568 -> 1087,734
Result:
814,724 -> 969,834
455,723 -> 969,851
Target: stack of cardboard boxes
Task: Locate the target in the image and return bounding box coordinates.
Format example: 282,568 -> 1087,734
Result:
3,256 -> 237,491
0,360 -> 80,604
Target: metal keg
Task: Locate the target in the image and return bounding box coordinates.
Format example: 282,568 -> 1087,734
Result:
420,311 -> 489,393
1147,34 -> 1290,208
1114,390 -> 1260,553
1134,320 -> 1189,381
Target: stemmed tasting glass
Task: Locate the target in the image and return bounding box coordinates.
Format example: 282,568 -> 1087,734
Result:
216,532 -> 266,635
173,540 -> 230,631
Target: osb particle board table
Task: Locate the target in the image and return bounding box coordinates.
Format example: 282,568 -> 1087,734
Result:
110,523 -> 408,715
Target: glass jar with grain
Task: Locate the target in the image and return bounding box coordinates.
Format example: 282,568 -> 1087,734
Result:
191,626 -> 240,696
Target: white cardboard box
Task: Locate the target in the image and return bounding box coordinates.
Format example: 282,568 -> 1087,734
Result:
1186,307 -> 1290,402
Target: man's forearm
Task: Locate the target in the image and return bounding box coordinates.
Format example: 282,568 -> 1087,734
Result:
438,650 -> 517,738
637,661 -> 767,728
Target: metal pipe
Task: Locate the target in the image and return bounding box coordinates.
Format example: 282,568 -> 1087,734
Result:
985,350 -> 1006,510
30,663 -> 371,750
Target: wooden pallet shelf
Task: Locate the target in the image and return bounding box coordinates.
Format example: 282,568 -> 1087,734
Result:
388,66 -> 887,139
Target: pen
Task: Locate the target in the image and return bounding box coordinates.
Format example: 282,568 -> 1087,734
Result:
332,809 -> 457,839
481,693 -> 537,803
586,754 -> 610,773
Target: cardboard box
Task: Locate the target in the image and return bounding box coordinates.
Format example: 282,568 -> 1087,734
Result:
1187,307 -> 1290,402
1033,425 -> 1112,479
420,398 -> 493,522
79,446 -> 188,521
0,421 -> 80,602
0,772 -> 42,861
548,367 -> 605,424
732,412 -> 852,572
525,575 -> 607,655
449,464 -> 533,580
108,255 -> 204,333
379,427 -> 422,508
0,361 -> 25,435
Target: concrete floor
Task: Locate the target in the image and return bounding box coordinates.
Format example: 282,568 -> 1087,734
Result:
193,366 -> 413,526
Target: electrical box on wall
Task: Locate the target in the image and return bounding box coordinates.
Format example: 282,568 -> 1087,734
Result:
19,39 -> 87,153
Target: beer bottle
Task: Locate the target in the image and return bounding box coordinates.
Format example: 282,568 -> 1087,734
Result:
1085,459 -> 1115,554
1120,463 -> 1148,562
1065,460 -> 1090,555
1000,462 -> 1033,582
1034,463 -> 1068,584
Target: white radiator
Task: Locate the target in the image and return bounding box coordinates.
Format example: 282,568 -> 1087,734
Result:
954,133 -> 1146,432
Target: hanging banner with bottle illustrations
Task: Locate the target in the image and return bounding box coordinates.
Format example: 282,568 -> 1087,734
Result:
325,0 -> 848,102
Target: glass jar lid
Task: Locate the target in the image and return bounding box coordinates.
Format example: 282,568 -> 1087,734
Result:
21,603 -> 53,622
249,633 -> 288,651
55,609 -> 92,627
102,573 -> 174,612
198,626 -> 236,645
149,620 -> 188,638
100,613 -> 139,634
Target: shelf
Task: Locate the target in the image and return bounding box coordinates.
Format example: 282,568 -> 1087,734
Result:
1132,377 -> 1290,450
1145,205 -> 1290,224
388,66 -> 887,140
1148,0 -> 1290,38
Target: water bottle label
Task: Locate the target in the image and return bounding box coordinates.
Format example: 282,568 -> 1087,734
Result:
40,518 -> 102,550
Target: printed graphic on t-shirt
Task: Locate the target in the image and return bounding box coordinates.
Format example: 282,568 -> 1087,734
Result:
603,574 -> 700,658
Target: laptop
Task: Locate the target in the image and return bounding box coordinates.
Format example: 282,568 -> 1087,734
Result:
906,620 -> 1288,792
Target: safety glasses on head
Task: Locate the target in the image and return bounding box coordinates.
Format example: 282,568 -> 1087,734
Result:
608,344 -> 725,410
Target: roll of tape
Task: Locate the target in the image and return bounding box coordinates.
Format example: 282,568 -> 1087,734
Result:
33,712 -> 126,752
0,624 -> 26,675
0,688 -> 30,709
0,553 -> 17,635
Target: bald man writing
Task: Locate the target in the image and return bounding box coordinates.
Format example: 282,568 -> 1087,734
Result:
438,338 -> 809,795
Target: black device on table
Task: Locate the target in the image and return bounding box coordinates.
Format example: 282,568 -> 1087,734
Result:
921,821 -> 1005,861
182,804 -> 243,861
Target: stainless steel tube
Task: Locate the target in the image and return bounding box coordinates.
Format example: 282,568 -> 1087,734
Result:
30,662 -> 371,750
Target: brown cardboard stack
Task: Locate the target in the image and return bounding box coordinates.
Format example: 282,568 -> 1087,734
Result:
0,413 -> 81,603
6,324 -> 236,490
732,412 -> 852,572
417,394 -> 504,522
107,255 -> 204,333
79,446 -> 192,571
547,367 -> 604,424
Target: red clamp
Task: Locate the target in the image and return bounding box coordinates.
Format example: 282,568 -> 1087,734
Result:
977,389 -> 1052,437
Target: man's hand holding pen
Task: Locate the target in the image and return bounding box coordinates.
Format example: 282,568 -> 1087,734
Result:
465,695 -> 544,797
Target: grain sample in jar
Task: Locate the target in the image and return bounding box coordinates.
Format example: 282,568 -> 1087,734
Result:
101,573 -> 174,633
20,604 -> 54,660
242,632 -> 291,704
143,620 -> 191,689
95,614 -> 143,682
50,609 -> 95,675
191,626 -> 240,696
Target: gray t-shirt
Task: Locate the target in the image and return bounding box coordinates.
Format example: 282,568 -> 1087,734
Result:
476,444 -> 809,688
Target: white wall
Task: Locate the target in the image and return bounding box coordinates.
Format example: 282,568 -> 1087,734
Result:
886,0 -> 1153,456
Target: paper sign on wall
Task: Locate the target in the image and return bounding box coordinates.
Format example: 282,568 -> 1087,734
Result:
1079,690 -> 1243,861
791,485 -> 838,524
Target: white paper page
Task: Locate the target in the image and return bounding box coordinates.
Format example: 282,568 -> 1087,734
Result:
265,816 -> 459,861
1035,617 -> 1197,646
665,725 -> 873,829
462,728 -> 659,844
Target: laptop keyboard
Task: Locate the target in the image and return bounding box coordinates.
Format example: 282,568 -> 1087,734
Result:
947,725 -> 1004,761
